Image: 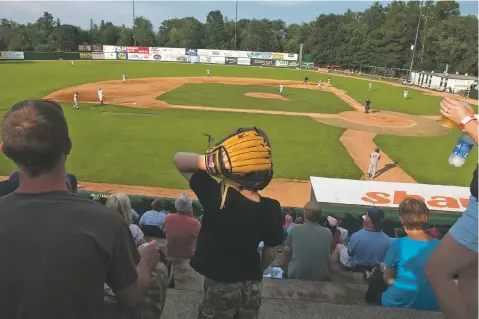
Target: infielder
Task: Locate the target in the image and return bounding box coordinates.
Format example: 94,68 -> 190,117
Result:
279,84 -> 284,96
403,90 -> 408,100
73,92 -> 79,110
98,88 -> 104,105
302,76 -> 309,86
368,148 -> 381,178
369,82 -> 372,91
260,65 -> 263,71
122,74 -> 126,83
317,80 -> 322,90
327,78 -> 331,85
207,69 -> 211,76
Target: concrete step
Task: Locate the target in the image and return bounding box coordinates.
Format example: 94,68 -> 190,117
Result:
163,288 -> 442,319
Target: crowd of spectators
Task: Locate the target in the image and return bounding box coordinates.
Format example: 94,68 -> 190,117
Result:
0,98 -> 476,319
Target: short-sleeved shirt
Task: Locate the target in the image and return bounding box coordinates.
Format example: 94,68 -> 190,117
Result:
140,210 -> 168,230
0,191 -> 140,319
381,237 -> 440,311
164,213 -> 201,258
189,170 -> 284,283
285,222 -> 332,281
347,229 -> 390,267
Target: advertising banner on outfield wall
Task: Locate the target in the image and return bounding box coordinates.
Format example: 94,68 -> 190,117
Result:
92,52 -> 105,60
114,46 -> 127,53
92,44 -> 103,52
225,57 -> 237,65
126,46 -> 149,54
199,56 -> 225,64
275,60 -> 289,68
301,62 -> 315,70
310,177 -> 471,213
127,53 -> 150,60
149,47 -> 185,55
78,44 -> 92,52
103,45 -> 115,53
185,48 -> 198,56
0,51 -> 24,60
104,52 -> 117,60
198,49 -> 237,57
79,53 -> 93,59
187,56 -> 200,63
251,58 -> 274,67
117,52 -> 128,60
272,52 -> 298,61
247,52 -> 273,59
237,57 -> 251,65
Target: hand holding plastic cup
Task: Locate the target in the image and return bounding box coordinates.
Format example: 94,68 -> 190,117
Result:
439,98 -> 474,129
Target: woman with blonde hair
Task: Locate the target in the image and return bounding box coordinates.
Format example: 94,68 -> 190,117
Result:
105,193 -> 145,246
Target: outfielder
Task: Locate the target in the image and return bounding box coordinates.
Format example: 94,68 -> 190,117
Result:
122,74 -> 126,83
173,127 -> 283,319
403,90 -> 408,100
98,88 -> 104,105
71,60 -> 74,66
279,84 -> 284,96
368,148 -> 381,178
207,69 -> 211,76
369,82 -> 372,91
73,92 -> 79,110
328,78 -> 331,85
302,76 -> 309,86
317,80 -> 322,90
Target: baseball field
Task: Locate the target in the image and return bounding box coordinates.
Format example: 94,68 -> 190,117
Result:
0,60 -> 477,206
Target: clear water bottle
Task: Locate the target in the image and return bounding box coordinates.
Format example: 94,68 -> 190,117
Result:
449,132 -> 475,167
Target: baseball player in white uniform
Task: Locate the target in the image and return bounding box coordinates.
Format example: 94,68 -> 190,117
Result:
368,148 -> 381,178
207,69 -> 211,76
403,90 -> 408,100
98,88 -> 104,105
369,82 -> 372,91
279,84 -> 284,96
71,60 -> 74,66
327,78 -> 331,85
317,80 -> 322,90
122,74 -> 126,83
73,92 -> 79,109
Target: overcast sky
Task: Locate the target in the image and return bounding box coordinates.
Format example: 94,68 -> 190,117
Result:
1,1 -> 477,29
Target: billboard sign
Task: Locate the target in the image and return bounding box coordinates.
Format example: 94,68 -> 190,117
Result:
0,51 -> 24,60
237,57 -> 251,65
126,46 -> 149,54
92,52 -> 105,60
78,44 -> 92,52
104,52 -> 117,60
225,57 -> 237,65
199,56 -> 225,64
79,52 -> 92,59
310,177 -> 471,213
149,47 -> 185,55
285,53 -> 298,61
275,60 -> 289,68
187,55 -> 200,63
247,52 -> 273,59
103,45 -> 115,53
128,53 -> 150,60
114,46 -> 127,53
251,58 -> 274,67
185,48 -> 198,56
117,52 -> 128,60
92,44 -> 103,52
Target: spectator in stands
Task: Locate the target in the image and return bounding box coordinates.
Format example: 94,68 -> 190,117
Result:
106,193 -> 145,246
282,202 -> 332,281
365,198 -> 439,310
173,150 -> 284,318
131,208 -> 140,224
286,216 -> 304,234
11,169 -> 78,193
426,98 -> 478,319
285,210 -> 293,229
0,99 -> 160,318
164,194 -> 201,258
333,207 -> 390,270
324,216 -> 341,251
140,199 -> 169,237
337,219 -> 349,245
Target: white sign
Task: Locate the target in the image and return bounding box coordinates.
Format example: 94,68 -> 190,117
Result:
104,52 -> 117,60
237,57 -> 251,65
149,47 -> 185,55
198,49 -> 237,58
0,51 -> 24,60
199,55 -> 225,64
102,45 -> 115,53
92,52 -> 105,60
310,177 -> 471,213
127,53 -> 150,61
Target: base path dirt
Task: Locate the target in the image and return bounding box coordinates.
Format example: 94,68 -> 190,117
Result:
244,92 -> 288,100
339,129 -> 416,183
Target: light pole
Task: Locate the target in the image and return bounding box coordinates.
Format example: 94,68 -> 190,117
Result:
408,1 -> 423,80
133,0 -> 136,45
234,0 -> 238,50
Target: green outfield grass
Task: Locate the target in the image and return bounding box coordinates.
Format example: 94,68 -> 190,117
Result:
375,129 -> 478,186
0,104 -> 362,187
158,83 -> 352,113
0,60 -> 475,187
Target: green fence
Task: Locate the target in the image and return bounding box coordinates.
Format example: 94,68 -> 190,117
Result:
23,51 -> 81,60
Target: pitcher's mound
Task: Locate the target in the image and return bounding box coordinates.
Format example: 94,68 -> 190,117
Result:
245,92 -> 288,100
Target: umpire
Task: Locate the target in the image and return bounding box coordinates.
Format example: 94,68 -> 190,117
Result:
173,128 -> 284,319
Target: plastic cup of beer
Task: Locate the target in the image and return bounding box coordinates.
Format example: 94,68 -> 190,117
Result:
439,115 -> 456,128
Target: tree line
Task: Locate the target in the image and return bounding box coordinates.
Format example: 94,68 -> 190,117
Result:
0,1 -> 477,75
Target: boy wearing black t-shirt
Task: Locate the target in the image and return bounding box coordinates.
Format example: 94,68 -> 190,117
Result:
173,151 -> 284,319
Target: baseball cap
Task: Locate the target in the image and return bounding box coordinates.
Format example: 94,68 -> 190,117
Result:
327,216 -> 338,227
362,207 -> 385,224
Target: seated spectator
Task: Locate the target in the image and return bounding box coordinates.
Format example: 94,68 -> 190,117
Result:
131,209 -> 140,224
105,193 -> 145,246
140,199 -> 169,237
333,207 -> 390,270
365,198 -> 440,311
282,202 -> 332,281
324,216 -> 341,251
284,210 -> 293,230
164,194 -> 201,258
337,219 -> 349,245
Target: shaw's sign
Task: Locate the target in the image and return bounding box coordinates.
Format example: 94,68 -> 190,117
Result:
310,177 -> 470,213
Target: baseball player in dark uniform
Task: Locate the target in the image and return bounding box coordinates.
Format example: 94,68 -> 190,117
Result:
302,76 -> 309,86
365,98 -> 371,114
